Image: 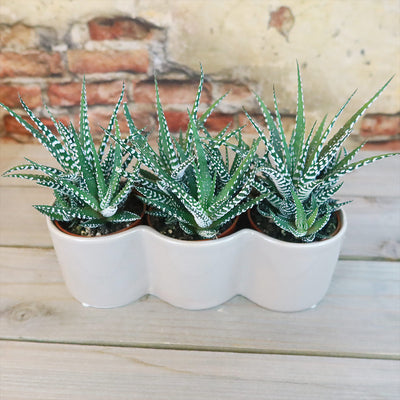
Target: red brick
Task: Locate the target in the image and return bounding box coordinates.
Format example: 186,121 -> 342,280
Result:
68,49 -> 149,74
238,112 -> 295,136
163,110 -> 190,133
163,111 -> 235,133
204,113 -> 235,132
217,83 -> 253,102
268,6 -> 295,39
0,85 -> 42,108
0,51 -> 63,78
125,108 -> 155,132
88,17 -> 152,41
48,81 -> 127,107
4,114 -> 70,136
0,23 -> 36,50
360,114 -> 400,137
134,81 -> 212,105
72,108 -> 130,140
239,112 -> 259,133
363,140 -> 400,151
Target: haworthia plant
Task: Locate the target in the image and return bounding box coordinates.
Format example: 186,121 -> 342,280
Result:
120,67 -> 266,239
2,79 -> 141,230
247,63 -> 398,242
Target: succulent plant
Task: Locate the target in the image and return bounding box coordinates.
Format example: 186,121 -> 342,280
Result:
120,67 -> 266,239
246,63 -> 397,242
2,79 -> 141,233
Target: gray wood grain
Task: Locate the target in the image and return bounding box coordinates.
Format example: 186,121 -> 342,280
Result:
1,246 -> 399,358
1,341 -> 399,400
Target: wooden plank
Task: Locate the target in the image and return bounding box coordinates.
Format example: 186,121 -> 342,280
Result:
340,196 -> 400,259
339,150 -> 400,197
1,186 -> 398,258
1,341 -> 399,400
0,143 -> 59,187
1,247 -> 399,358
0,187 -> 53,247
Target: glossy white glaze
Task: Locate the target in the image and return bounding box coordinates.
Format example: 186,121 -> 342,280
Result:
47,211 -> 347,311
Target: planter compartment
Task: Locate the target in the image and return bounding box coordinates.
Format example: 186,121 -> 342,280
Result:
47,218 -> 148,308
47,211 -> 347,311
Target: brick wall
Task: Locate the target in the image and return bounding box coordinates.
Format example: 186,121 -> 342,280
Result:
0,16 -> 398,150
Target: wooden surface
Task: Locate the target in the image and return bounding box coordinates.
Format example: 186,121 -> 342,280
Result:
0,142 -> 399,399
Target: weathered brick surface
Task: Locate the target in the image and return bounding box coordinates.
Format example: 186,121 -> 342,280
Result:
238,112 -> 263,133
88,17 -> 153,41
363,140 -> 400,151
4,114 -> 70,136
0,51 -> 63,77
68,49 -> 149,74
0,13 -> 396,152
217,83 -> 253,103
360,114 -> 400,137
48,81 -> 127,107
125,107 -> 156,132
163,111 -> 235,133
238,112 -> 295,136
0,85 -> 42,108
204,113 -> 235,132
0,23 -> 36,50
205,112 -> 236,132
163,111 -> 190,133
134,81 -> 212,104
72,108 -> 130,138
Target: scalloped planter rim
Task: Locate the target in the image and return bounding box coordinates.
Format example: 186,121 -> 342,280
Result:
46,210 -> 347,311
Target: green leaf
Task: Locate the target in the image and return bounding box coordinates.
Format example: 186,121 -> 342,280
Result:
107,210 -> 140,223
319,77 -> 394,165
254,91 -> 283,160
291,187 -> 308,234
307,212 -> 331,236
213,193 -> 268,230
190,112 -> 213,208
79,77 -> 94,166
34,205 -> 100,221
98,83 -> 125,160
213,137 -> 260,206
155,78 -> 179,171
270,210 -> 302,238
2,100 -> 72,172
291,62 -> 306,170
100,120 -> 123,209
68,122 -> 98,198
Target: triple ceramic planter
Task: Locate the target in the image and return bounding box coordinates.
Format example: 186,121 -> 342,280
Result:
47,210 -> 347,312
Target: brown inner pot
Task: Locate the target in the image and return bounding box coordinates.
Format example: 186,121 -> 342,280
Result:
54,198 -> 145,238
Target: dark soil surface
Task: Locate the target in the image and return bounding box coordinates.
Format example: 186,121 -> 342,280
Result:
147,214 -> 236,241
57,193 -> 145,237
249,208 -> 339,243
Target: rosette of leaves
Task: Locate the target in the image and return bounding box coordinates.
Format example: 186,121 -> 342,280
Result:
2,79 -> 141,233
246,63 -> 397,242
121,67 -> 266,239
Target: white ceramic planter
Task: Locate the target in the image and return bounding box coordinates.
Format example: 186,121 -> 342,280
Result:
47,210 -> 347,311
47,218 -> 148,308
242,210 -> 347,311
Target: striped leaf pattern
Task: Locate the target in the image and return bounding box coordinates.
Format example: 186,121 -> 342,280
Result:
122,69 -> 265,239
247,65 -> 398,242
2,80 -> 140,230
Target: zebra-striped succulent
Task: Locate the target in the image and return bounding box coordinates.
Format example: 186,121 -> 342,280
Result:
247,63 -> 397,242
2,79 -> 141,233
121,68 -> 266,239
